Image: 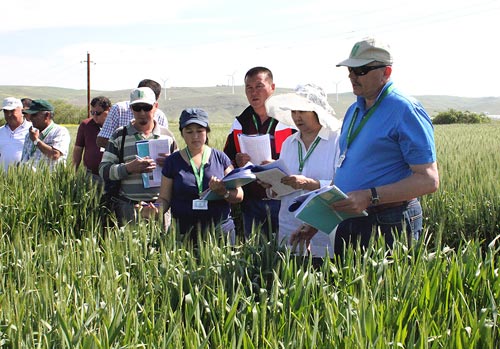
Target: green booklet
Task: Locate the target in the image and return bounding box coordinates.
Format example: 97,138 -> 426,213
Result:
288,185 -> 368,234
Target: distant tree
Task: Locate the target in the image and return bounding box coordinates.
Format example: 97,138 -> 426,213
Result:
50,100 -> 88,124
433,109 -> 490,124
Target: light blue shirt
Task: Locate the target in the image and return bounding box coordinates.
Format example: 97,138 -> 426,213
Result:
335,82 -> 436,193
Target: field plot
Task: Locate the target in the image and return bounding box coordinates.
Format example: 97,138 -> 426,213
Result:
0,123 -> 498,347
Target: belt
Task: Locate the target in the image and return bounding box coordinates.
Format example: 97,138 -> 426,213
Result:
367,199 -> 414,214
116,196 -> 158,206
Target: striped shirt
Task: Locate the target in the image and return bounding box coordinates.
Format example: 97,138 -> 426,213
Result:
98,101 -> 168,139
20,121 -> 70,171
99,121 -> 177,202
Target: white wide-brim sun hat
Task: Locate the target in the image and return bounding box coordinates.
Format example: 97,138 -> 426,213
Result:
265,84 -> 341,131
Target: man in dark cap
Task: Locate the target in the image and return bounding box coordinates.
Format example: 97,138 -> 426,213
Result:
20,99 -> 70,171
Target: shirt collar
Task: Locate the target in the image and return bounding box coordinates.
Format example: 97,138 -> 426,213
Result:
290,126 -> 330,142
129,120 -> 159,136
356,81 -> 393,111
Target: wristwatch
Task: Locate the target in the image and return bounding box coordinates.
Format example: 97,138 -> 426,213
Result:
33,138 -> 40,146
370,187 -> 380,205
223,190 -> 230,199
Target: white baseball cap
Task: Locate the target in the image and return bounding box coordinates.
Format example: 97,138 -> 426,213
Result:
129,87 -> 156,106
337,37 -> 393,67
2,97 -> 23,110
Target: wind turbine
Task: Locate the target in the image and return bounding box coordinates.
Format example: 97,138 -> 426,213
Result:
226,71 -> 236,95
161,77 -> 169,100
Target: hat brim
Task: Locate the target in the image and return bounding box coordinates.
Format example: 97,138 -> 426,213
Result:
265,93 -> 341,131
23,109 -> 41,114
336,58 -> 375,67
2,106 -> 20,111
130,100 -> 155,106
181,120 -> 208,129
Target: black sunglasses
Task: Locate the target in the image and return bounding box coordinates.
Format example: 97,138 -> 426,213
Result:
131,104 -> 153,112
348,65 -> 387,76
90,110 -> 104,116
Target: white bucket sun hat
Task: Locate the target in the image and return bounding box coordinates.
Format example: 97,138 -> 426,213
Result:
265,84 -> 340,131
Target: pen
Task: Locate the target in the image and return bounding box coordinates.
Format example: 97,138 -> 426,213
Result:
135,155 -> 144,160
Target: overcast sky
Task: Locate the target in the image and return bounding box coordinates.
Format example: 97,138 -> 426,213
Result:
1,0 -> 498,97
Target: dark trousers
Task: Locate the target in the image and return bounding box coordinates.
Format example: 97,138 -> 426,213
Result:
334,199 -> 422,257
241,198 -> 280,239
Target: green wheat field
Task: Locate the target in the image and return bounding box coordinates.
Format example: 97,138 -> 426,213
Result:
0,122 -> 499,348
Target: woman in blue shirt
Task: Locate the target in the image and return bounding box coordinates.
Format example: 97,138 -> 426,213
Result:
159,108 -> 243,242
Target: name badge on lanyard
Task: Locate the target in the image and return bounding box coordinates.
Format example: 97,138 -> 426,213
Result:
192,199 -> 208,210
186,146 -> 210,211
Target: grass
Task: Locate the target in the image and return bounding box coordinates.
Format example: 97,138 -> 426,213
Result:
0,122 -> 498,347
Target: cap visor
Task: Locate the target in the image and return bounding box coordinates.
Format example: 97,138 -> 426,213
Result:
130,100 -> 154,106
336,58 -> 374,67
181,120 -> 208,128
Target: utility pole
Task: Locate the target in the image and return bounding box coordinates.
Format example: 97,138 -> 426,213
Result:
81,52 -> 95,116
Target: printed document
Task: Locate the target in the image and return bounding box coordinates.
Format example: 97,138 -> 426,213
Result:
238,134 -> 272,166
252,159 -> 299,197
136,138 -> 171,188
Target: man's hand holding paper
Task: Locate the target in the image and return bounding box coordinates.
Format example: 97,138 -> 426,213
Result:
237,134 -> 272,165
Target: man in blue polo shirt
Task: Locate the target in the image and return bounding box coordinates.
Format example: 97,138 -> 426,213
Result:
292,38 -> 439,258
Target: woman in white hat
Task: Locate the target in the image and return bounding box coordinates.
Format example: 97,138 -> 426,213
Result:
264,84 -> 341,262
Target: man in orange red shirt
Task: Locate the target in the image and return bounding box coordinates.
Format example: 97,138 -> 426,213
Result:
223,66 -> 295,240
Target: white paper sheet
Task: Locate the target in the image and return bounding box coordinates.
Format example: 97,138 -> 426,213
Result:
238,134 -> 272,165
136,138 -> 171,188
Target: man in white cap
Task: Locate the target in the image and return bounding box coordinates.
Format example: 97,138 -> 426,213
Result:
0,97 -> 32,171
99,87 -> 177,225
292,38 -> 439,259
96,79 -> 168,149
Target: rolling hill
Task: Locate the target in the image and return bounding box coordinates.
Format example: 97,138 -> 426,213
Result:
1,85 -> 499,123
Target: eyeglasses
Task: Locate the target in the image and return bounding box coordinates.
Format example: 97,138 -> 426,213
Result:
90,110 -> 104,116
348,65 -> 387,76
131,104 -> 153,112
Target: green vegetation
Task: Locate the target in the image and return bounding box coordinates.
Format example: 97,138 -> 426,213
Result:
433,109 -> 490,124
0,123 -> 499,347
425,123 -> 499,245
50,100 -> 88,124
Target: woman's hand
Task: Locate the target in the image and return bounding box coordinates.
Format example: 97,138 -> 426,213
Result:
281,175 -> 319,191
290,224 -> 318,254
208,176 -> 227,196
